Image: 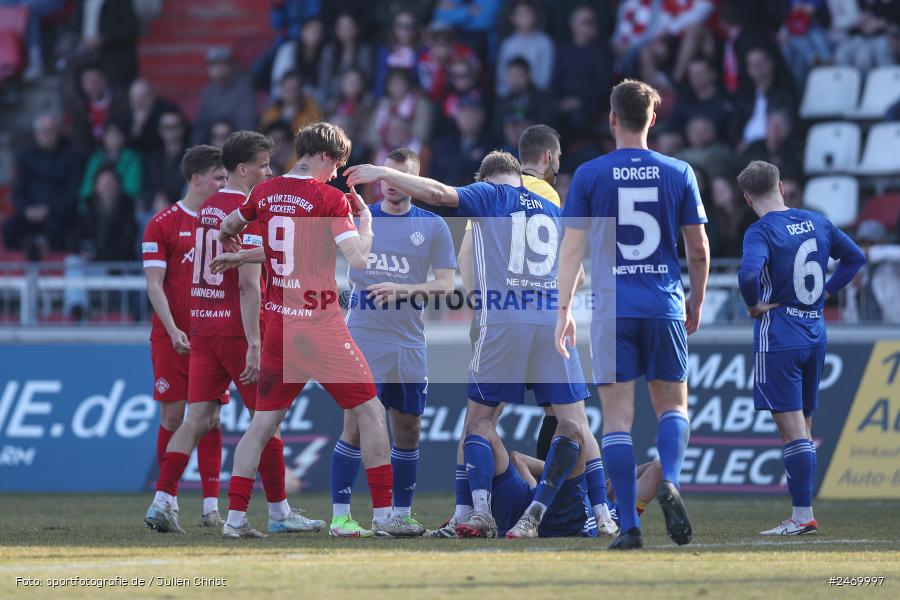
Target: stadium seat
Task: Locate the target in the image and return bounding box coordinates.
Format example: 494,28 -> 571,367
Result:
0,5 -> 28,38
853,66 -> 900,119
859,193 -> 900,230
803,176 -> 859,227
800,66 -> 861,119
804,122 -> 861,174
855,122 -> 900,175
0,30 -> 23,85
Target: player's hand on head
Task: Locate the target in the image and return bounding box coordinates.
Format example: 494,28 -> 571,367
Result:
170,329 -> 190,354
344,164 -> 382,187
555,314 -> 576,359
685,295 -> 703,335
747,302 -> 780,320
239,344 -> 260,384
209,252 -> 241,274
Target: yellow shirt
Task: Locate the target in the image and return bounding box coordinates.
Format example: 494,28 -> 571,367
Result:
465,174 -> 560,230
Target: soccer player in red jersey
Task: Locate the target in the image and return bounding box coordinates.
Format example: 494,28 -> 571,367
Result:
213,122 -> 402,538
142,145 -> 226,523
145,132 -> 326,534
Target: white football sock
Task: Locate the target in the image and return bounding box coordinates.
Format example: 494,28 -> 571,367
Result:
594,503 -> 613,522
153,491 -> 174,510
526,500 -> 547,521
453,504 -> 473,523
332,503 -> 351,518
203,497 -> 219,515
171,496 -> 180,512
394,506 -> 411,517
373,506 -> 392,522
226,510 -> 247,528
792,506 -> 814,523
471,489 -> 491,514
269,499 -> 291,520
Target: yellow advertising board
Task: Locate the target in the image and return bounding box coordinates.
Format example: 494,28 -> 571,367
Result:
820,342 -> 900,499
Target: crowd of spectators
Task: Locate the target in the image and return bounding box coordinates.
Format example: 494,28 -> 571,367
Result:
2,0 -> 900,320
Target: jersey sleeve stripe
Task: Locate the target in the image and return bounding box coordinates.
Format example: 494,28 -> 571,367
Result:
143,260 -> 167,269
334,230 -> 359,244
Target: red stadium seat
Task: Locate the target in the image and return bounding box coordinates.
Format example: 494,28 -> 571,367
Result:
860,194 -> 900,230
0,30 -> 23,83
0,5 -> 28,37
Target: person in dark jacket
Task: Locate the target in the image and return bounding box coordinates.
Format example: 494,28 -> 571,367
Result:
118,78 -> 180,154
74,0 -> 140,89
70,164 -> 137,261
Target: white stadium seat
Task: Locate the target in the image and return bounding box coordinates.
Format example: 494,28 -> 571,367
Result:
803,176 -> 859,227
855,122 -> 900,175
853,66 -> 900,118
804,122 -> 861,174
800,66 -> 861,119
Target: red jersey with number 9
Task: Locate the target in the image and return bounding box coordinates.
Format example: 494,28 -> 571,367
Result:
190,189 -> 264,337
237,174 -> 358,329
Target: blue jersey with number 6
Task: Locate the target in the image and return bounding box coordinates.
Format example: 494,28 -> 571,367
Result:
455,182 -> 561,327
563,148 -> 707,320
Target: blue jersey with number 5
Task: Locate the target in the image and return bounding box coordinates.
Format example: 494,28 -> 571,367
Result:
455,182 -> 561,327
563,148 -> 707,320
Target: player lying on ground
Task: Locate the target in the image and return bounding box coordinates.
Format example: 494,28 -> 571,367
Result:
213,122 -> 405,539
556,79 -> 710,550
736,160 -> 865,536
606,459 -> 663,526
346,151 -> 616,539
142,145 -> 227,524
146,132 -> 323,535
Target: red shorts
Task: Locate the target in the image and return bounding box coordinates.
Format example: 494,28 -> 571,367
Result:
150,339 -> 189,402
256,321 -> 377,412
188,335 -> 256,408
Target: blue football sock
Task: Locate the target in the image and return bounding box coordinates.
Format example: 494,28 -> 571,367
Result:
783,439 -> 814,508
585,456 -> 609,506
601,432 -> 639,532
390,446 -> 419,511
533,436 -> 581,509
809,440 -> 817,480
331,440 -> 361,508
463,434 -> 494,493
657,410 -> 691,487
455,464 -> 472,507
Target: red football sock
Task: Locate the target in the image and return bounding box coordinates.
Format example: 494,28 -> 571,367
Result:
156,452 -> 190,496
365,464 -> 393,509
259,436 -> 287,503
156,426 -> 175,466
637,506 -> 645,516
197,426 -> 222,498
228,475 -> 256,512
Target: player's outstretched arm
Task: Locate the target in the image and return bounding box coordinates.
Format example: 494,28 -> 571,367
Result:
237,262 -> 262,384
219,209 -> 249,252
345,164 -> 460,207
210,247 -> 265,274
144,267 -> 190,354
366,268 -> 456,306
682,224 -> 710,334
555,228 -> 587,359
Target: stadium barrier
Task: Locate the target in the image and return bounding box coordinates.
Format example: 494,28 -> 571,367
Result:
1,333 -> 897,499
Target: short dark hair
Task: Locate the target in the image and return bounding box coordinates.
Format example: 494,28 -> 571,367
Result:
93,162 -> 120,188
518,124 -> 560,165
386,147 -> 420,171
610,79 -> 662,132
476,151 -> 522,182
180,145 -> 223,181
737,160 -> 781,198
506,56 -> 531,73
222,131 -> 274,172
293,121 -> 352,165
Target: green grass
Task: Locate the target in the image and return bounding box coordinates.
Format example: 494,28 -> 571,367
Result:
1,493 -> 898,599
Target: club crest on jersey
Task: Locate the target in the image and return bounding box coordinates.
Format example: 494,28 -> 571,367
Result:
410,231 -> 425,246
155,378 -> 170,394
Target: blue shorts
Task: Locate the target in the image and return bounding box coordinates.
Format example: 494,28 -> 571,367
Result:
468,322 -> 590,406
352,334 -> 427,416
591,318 -> 687,384
490,467 -> 587,538
754,345 -> 826,415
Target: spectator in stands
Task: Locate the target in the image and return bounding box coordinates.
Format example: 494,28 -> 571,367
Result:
499,113 -> 532,157
3,114 -> 81,258
142,110 -> 187,213
70,63 -> 125,153
438,56 -> 484,136
374,11 -> 423,98
717,0 -> 785,94
270,0 -> 322,43
78,120 -> 142,208
417,22 -> 478,103
372,1 -> 432,37
263,121 -> 294,175
368,114 -> 427,202
120,79 -> 180,154
847,220 -> 900,324
707,175 -> 755,258
429,97 -> 494,187
192,47 -> 256,144
0,0 -> 67,81
70,164 -> 137,261
667,57 -> 733,139
496,1 -> 554,95
73,0 -> 140,88
834,0 -> 898,74
317,13 -> 373,104
430,0 -> 501,58
674,116 -> 734,180
737,109 -> 802,179
546,0 -> 616,45
325,67 -> 374,164
493,57 -> 554,139
270,17 -> 326,98
205,119 -> 234,150
368,68 -> 432,151
779,0 -> 832,85
730,45 -> 797,149
553,5 -> 613,142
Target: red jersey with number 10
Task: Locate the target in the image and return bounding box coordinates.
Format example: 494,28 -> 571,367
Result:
190,189 -> 264,337
142,201 -> 201,342
237,174 -> 358,329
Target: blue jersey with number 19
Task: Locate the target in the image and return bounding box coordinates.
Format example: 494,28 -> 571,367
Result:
563,148 -> 707,320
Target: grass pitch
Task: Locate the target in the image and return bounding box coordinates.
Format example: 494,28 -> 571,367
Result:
1,492 -> 898,599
